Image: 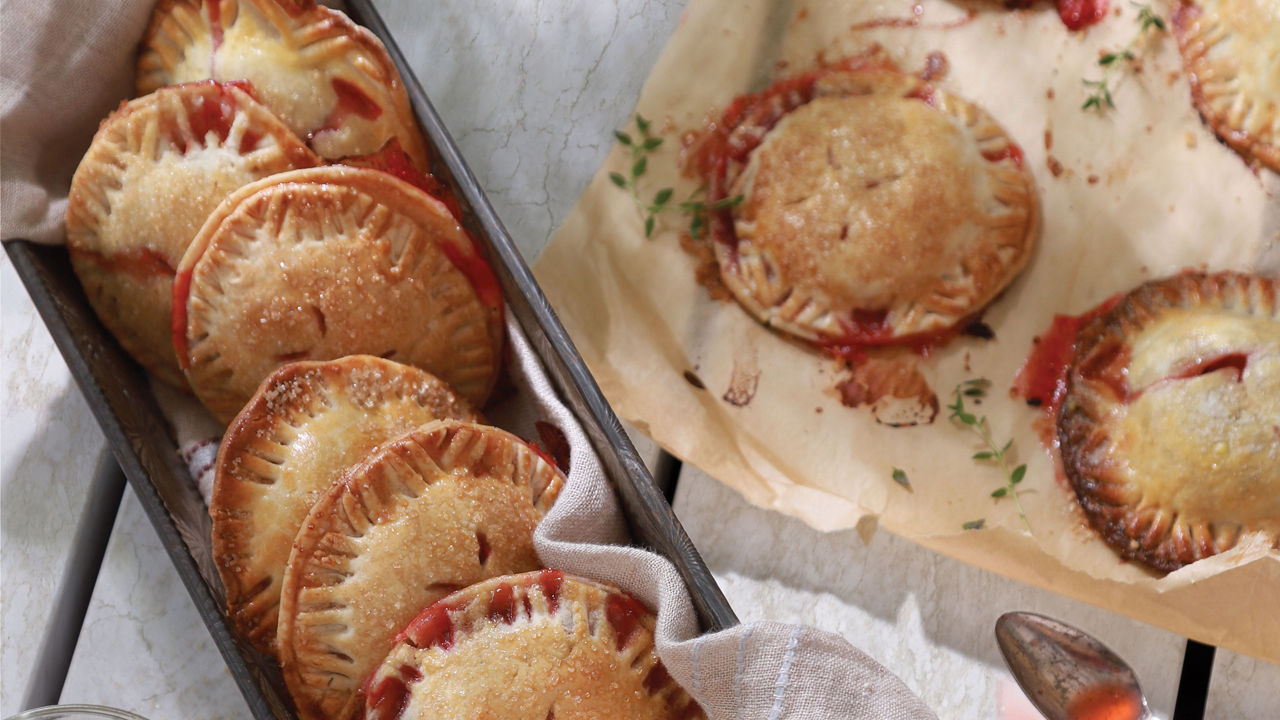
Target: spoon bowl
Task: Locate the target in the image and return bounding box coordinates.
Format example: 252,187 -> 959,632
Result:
995,611 -> 1150,720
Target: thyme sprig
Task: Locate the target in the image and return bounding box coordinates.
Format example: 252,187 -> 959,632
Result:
948,379 -> 1030,533
610,114 -> 668,237
1082,3 -> 1166,112
611,115 -> 743,239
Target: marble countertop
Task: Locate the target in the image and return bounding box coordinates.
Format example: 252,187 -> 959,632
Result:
3,1 -> 1277,718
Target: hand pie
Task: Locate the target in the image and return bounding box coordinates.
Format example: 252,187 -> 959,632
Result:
363,571 -> 706,720
276,420 -> 564,720
703,66 -> 1037,347
1058,272 -> 1280,572
1172,0 -> 1280,172
211,355 -> 479,654
137,0 -> 430,168
174,165 -> 504,424
65,81 -> 317,387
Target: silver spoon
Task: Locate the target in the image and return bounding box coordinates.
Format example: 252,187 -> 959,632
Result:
996,611 -> 1150,720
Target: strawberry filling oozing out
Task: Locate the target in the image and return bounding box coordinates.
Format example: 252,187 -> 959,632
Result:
1013,294 -> 1123,424
684,50 -> 1023,355
1015,292 -> 1252,456
171,148 -> 505,370
341,141 -> 504,316
308,78 -> 385,145
157,80 -> 263,155
362,572 -> 681,720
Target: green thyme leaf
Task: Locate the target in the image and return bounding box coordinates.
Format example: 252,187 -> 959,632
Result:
963,519 -> 986,531
950,380 -> 1032,533
615,131 -> 633,146
892,468 -> 911,490
609,172 -> 627,188
1082,3 -> 1166,113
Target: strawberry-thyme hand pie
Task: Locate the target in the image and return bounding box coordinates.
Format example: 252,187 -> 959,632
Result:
136,0 -> 430,169
211,355 -> 479,654
65,80 -> 317,387
1172,0 -> 1280,172
699,65 -> 1037,347
363,571 -> 706,720
1058,272 -> 1280,572
276,420 -> 564,720
174,165 -> 504,424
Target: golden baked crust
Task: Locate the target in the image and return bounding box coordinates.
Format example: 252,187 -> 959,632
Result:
276,420 -> 564,720
137,0 -> 430,168
1058,272 -> 1280,572
65,81 -> 317,387
717,70 -> 1038,345
363,571 -> 705,720
1172,0 -> 1280,172
174,165 -> 503,424
211,355 -> 479,654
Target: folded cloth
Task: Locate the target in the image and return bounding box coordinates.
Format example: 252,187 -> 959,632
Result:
1,1 -> 938,717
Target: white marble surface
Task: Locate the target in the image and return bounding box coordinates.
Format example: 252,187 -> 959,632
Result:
58,490 -> 246,719
5,0 -> 1280,718
1,256 -> 104,715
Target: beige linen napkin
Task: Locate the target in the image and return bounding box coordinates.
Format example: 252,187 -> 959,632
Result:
1,1 -> 938,717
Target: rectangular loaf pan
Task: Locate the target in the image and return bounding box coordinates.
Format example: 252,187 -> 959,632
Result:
6,1 -> 737,717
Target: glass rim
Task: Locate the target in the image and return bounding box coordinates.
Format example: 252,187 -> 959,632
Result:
4,705 -> 149,720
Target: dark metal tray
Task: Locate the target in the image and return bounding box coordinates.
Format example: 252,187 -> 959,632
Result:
5,1 -> 736,716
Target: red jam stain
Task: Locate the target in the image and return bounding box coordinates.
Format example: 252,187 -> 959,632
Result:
488,584 -> 519,624
1056,0 -> 1110,30
535,569 -> 564,614
981,143 -> 1026,170
399,603 -> 455,651
1013,293 -> 1123,423
1065,682 -> 1144,720
69,246 -> 175,281
604,592 -> 650,651
308,78 -> 384,143
171,266 -> 194,370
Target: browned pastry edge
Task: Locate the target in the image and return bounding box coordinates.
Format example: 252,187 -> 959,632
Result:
1171,0 -> 1280,172
210,354 -> 480,654
1057,271 -> 1279,572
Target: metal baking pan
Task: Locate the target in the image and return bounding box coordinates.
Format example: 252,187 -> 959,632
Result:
5,1 -> 737,716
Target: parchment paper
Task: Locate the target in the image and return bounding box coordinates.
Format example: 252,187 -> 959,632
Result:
534,0 -> 1280,664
